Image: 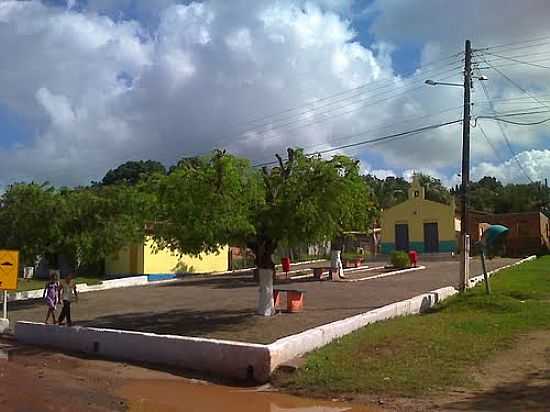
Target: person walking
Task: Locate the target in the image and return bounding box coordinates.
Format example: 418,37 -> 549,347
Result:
58,273 -> 78,326
43,272 -> 59,324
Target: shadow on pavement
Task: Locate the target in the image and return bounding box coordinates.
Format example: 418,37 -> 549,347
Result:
79,308 -> 255,337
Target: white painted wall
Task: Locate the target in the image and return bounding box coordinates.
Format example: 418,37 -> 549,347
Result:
15,322 -> 271,382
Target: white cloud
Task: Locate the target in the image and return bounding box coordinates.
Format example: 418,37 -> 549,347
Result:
472,149 -> 550,183
0,0 -> 548,187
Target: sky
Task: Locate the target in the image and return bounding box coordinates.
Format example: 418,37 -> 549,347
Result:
1,0 -> 550,188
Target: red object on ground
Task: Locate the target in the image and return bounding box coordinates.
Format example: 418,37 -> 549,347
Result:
281,257 -> 291,273
408,250 -> 417,267
286,291 -> 304,312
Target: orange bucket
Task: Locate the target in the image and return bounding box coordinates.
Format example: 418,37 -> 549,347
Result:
286,291 -> 304,313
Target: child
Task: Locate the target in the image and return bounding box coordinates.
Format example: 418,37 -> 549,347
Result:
58,273 -> 78,327
43,272 -> 59,324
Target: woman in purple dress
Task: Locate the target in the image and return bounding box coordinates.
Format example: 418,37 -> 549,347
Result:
43,272 -> 59,324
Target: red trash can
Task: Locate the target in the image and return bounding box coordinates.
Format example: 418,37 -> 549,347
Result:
281,257 -> 291,274
408,250 -> 417,267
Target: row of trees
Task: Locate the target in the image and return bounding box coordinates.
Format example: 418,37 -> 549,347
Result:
0,150 -> 375,315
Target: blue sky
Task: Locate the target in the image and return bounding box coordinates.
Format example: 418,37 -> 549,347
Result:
0,0 -> 549,186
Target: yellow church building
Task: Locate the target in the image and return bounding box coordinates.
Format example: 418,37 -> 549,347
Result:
380,177 -> 460,254
106,238 -> 229,276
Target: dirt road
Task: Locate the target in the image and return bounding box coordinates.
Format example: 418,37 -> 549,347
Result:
1,329 -> 549,411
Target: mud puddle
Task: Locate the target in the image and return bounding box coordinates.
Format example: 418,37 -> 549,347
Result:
119,379 -> 380,412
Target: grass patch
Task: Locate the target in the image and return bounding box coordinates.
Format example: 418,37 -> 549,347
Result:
279,256 -> 550,397
15,276 -> 102,292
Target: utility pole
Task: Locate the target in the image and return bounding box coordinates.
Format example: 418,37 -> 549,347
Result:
459,40 -> 473,292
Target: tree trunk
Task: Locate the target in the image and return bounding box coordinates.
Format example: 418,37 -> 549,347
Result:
255,239 -> 277,317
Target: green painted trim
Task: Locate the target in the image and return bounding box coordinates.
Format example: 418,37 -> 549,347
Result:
381,243 -> 395,254
439,240 -> 457,252
409,241 -> 425,253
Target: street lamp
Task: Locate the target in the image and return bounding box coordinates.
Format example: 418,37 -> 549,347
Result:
425,76 -> 487,88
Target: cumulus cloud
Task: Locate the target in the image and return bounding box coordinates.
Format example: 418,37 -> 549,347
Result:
0,0 -> 548,187
472,149 -> 550,183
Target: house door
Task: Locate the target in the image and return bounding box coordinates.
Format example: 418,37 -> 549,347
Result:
395,224 -> 410,252
424,222 -> 439,253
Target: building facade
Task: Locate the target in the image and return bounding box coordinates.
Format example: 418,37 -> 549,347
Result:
380,178 -> 459,254
106,238 -> 229,275
469,211 -> 550,257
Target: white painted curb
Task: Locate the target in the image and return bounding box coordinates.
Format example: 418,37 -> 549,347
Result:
341,265 -> 426,282
15,322 -> 271,382
13,256 -> 538,383
268,286 -> 457,372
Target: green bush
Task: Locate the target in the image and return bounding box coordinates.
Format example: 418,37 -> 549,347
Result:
342,252 -> 365,261
390,251 -> 410,268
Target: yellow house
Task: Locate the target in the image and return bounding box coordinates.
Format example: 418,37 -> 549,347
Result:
380,177 -> 459,254
106,238 -> 229,275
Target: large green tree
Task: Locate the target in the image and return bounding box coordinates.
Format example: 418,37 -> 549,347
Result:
0,183 -> 63,263
150,149 -> 376,315
102,160 -> 166,186
59,185 -> 152,267
0,182 -> 152,271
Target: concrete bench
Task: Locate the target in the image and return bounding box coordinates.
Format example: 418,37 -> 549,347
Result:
273,288 -> 305,313
312,267 -> 340,280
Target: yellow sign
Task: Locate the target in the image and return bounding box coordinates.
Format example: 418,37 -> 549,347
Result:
0,250 -> 19,291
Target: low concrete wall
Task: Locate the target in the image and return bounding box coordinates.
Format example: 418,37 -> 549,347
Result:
14,256 -> 537,382
268,286 -> 457,372
15,322 -> 271,382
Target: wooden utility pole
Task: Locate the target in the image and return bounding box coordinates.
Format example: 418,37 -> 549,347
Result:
459,40 -> 473,292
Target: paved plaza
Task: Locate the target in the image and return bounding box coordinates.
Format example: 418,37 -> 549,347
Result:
9,258 -> 518,344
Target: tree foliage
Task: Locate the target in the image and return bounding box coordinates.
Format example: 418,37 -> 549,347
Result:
365,173 -> 451,209
102,160 -> 166,186
150,149 -> 377,269
0,182 -> 151,267
456,176 -> 550,215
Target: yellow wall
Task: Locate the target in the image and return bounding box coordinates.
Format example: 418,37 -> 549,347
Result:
380,176 -> 457,254
106,239 -> 229,275
381,197 -> 456,243
105,244 -> 144,275
143,239 -> 229,274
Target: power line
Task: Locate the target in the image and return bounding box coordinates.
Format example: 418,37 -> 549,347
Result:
477,36 -> 550,52
477,75 -> 535,183
240,55 -> 463,129
226,63 -> 463,140
482,57 -> 549,107
477,123 -> 506,163
253,119 -> 462,167
191,65 -> 463,158
480,116 -> 550,126
482,52 -> 550,70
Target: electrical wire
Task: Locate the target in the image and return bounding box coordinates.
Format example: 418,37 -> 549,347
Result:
481,56 -> 550,111
482,52 -> 550,70
253,119 -> 462,167
237,52 -> 462,128
477,73 -> 535,183
480,116 -> 550,126
477,123 -> 506,163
